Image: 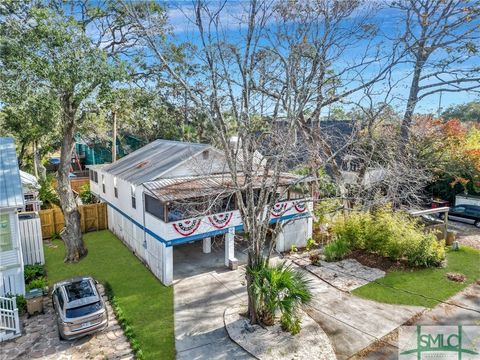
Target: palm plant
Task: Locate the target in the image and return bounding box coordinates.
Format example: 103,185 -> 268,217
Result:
246,260 -> 313,334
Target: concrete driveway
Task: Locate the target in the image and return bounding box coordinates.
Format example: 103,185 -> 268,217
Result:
173,241 -> 425,360
173,240 -> 253,360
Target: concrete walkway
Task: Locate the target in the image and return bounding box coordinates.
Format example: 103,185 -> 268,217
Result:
173,240 -> 252,360
302,269 -> 424,360
358,282 -> 480,360
174,269 -> 253,360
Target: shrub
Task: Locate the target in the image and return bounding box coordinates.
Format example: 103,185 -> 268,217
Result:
26,277 -> 48,291
38,174 -> 59,208
323,237 -> 350,262
280,314 -> 301,335
16,295 -> 26,314
247,260 -> 312,334
24,264 -> 46,284
105,282 -> 144,359
331,206 -> 445,267
305,238 -> 317,251
79,184 -> 96,204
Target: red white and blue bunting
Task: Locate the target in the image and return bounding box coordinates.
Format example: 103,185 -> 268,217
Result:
172,219 -> 201,236
294,201 -> 307,213
271,202 -> 289,217
208,212 -> 233,229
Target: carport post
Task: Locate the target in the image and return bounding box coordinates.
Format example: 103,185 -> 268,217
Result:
162,244 -> 173,286
203,237 -> 211,253
225,228 -> 235,267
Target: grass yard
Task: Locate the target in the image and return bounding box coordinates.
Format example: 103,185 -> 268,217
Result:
44,230 -> 175,360
352,246 -> 480,308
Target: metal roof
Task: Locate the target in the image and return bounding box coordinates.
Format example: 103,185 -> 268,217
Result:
20,170 -> 40,190
144,172 -> 310,202
0,138 -> 24,208
101,139 -> 210,185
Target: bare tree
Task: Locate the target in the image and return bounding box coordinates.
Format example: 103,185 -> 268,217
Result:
126,0 -> 320,323
393,0 -> 480,143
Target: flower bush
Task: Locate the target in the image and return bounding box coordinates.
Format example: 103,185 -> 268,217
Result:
330,206 -> 445,267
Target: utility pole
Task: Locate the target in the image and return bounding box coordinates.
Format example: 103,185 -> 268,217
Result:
437,91 -> 443,118
112,111 -> 117,162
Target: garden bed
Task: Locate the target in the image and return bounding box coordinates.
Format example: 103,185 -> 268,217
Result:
346,249 -> 410,272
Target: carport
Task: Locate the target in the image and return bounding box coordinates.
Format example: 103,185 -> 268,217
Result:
172,235 -> 249,281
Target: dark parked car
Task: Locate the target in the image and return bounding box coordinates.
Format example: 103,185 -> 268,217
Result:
52,277 -> 108,340
440,204 -> 480,228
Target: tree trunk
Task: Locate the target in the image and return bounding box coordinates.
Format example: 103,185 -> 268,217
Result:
57,105 -> 87,262
33,140 -> 47,181
400,54 -> 425,146
246,251 -> 259,325
17,141 -> 27,168
112,111 -> 117,162
32,142 -> 39,178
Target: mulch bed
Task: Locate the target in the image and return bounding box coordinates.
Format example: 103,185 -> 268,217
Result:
346,249 -> 410,272
445,272 -> 466,283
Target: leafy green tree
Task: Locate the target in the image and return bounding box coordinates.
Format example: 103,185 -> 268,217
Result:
442,101 -> 480,122
0,89 -> 60,176
1,0 -> 164,261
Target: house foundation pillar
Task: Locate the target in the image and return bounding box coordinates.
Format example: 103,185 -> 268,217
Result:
162,244 -> 173,286
202,237 -> 211,254
225,228 -> 237,269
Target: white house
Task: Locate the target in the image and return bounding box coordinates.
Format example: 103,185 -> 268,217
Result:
19,170 -> 41,212
0,138 -> 26,296
89,139 -> 313,285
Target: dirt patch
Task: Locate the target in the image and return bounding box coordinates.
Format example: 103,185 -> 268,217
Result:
346,249 -> 410,272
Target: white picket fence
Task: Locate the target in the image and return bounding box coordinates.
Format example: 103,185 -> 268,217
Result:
18,213 -> 44,265
0,296 -> 21,341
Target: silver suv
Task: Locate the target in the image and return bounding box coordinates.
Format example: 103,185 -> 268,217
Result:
52,277 -> 108,340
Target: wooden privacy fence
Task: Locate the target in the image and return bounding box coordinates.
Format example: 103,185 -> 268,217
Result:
39,203 -> 108,239
18,214 -> 45,265
70,177 -> 90,193
52,177 -> 90,193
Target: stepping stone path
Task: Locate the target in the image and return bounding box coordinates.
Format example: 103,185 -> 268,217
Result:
0,285 -> 133,360
289,253 -> 385,292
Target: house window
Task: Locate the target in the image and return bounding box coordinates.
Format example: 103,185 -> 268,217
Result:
0,214 -> 12,251
114,177 -> 118,198
131,185 -> 136,209
145,194 -> 165,220
102,175 -> 105,193
89,169 -> 98,183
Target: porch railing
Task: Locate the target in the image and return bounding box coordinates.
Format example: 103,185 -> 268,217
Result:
0,296 -> 21,341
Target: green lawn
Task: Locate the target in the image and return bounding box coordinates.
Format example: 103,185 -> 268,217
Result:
44,230 -> 175,360
352,246 -> 480,308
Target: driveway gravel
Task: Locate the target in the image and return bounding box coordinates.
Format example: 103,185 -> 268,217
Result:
0,286 -> 132,360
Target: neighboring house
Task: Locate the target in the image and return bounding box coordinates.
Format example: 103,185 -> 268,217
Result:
76,133 -> 145,166
20,170 -> 42,212
89,139 -> 313,285
0,138 -> 26,296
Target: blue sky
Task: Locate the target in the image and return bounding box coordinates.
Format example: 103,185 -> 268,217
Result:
163,1 -> 479,115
